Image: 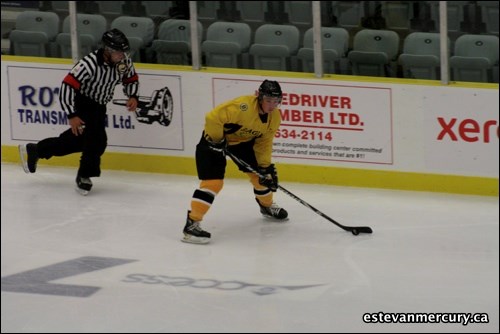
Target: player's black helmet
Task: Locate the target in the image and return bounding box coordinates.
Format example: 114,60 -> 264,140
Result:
102,29 -> 130,52
258,80 -> 282,100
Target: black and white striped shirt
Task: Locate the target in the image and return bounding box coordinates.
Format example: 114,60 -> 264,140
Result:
59,48 -> 139,117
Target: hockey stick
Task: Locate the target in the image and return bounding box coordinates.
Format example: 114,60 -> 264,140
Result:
225,150 -> 373,235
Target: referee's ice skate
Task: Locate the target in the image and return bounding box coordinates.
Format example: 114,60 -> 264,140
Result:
75,176 -> 93,196
18,143 -> 39,174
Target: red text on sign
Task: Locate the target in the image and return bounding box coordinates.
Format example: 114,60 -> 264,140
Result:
437,117 -> 498,143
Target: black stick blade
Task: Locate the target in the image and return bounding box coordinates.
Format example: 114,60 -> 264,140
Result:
348,226 -> 373,235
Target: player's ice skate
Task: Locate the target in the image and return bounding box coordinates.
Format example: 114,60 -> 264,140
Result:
257,200 -> 289,221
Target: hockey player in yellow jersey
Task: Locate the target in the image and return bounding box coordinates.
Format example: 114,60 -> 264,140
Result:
182,80 -> 288,244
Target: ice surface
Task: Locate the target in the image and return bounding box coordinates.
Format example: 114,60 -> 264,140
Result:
2,163 -> 498,333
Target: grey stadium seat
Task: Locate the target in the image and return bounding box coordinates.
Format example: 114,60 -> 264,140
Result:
331,1 -> 364,31
202,21 -> 251,68
477,1 -> 499,36
56,14 -> 107,59
348,29 -> 400,77
398,32 -> 450,80
450,34 -> 499,83
249,24 -> 300,71
9,11 -> 60,57
96,1 -> 124,21
297,27 -> 349,74
151,19 -> 203,65
236,1 -> 267,31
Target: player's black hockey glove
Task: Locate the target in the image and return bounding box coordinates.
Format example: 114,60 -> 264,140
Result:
258,164 -> 278,192
207,138 -> 227,156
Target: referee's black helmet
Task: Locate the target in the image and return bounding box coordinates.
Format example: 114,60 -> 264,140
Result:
102,29 -> 130,52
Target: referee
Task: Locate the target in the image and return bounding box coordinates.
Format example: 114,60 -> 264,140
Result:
19,28 -> 140,195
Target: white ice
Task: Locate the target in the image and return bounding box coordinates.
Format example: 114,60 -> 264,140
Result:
1,163 -> 498,333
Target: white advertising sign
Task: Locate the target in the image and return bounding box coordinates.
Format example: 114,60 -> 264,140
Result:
3,60 -> 498,180
7,65 -> 184,151
213,78 -> 393,165
424,88 -> 499,176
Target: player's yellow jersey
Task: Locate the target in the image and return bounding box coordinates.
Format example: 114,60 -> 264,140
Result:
204,95 -> 281,167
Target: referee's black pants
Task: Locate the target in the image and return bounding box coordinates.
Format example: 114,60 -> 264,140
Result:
37,95 -> 107,178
